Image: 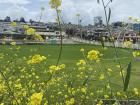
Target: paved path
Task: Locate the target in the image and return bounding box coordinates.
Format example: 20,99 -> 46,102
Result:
0,38 -> 80,45
71,37 -> 140,50
1,37 -> 140,50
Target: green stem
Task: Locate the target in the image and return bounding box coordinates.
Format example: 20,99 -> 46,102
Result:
101,0 -> 125,86
0,70 -> 19,105
56,9 -> 63,66
101,0 -> 130,104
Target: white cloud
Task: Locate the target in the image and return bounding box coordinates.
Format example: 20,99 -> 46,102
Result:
0,0 -> 140,25
60,0 -> 140,25
0,0 -> 30,5
0,5 -> 38,21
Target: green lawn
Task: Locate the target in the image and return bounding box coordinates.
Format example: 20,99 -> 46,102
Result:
0,44 -> 140,87
0,44 -> 140,104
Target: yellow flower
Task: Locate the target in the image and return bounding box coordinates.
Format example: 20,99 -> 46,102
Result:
49,65 -> 58,74
76,13 -> 80,17
123,40 -> 132,48
27,55 -> 47,64
34,34 -> 44,41
15,83 -> 22,89
10,22 -> 17,27
128,16 -> 133,20
106,83 -> 110,89
133,88 -> 139,95
49,64 -> 65,74
2,41 -> 6,45
87,50 -> 101,60
96,100 -> 103,105
68,88 -> 75,95
0,83 -> 7,94
65,98 -> 75,105
76,60 -> 86,66
99,74 -> 105,80
107,68 -> 112,75
78,67 -> 86,71
44,100 -> 48,105
80,48 -> 84,52
116,65 -> 121,68
132,51 -> 140,58
120,70 -> 125,77
117,92 -> 121,96
0,53 -> 4,59
10,41 -> 16,46
26,28 -> 36,35
23,25 -> 29,30
49,0 -> 62,9
112,102 -> 118,105
59,64 -> 66,69
107,68 -> 112,72
47,77 -> 61,86
29,92 -> 43,105
81,87 -> 87,94
104,94 -> 109,99
134,18 -> 138,23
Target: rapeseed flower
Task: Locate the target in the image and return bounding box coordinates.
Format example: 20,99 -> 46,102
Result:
117,92 -> 121,96
49,64 -> 65,74
29,92 -> 43,105
116,65 -> 121,68
123,40 -> 132,48
133,88 -> 139,95
87,50 -> 101,60
0,83 -> 7,94
81,87 -> 87,94
76,13 -> 80,17
99,74 -> 105,80
10,22 -> 17,27
104,94 -> 109,99
107,68 -> 112,72
0,53 -> 4,59
59,64 -> 66,69
76,60 -> 86,66
10,41 -> 16,46
132,51 -> 140,58
65,98 -> 75,105
34,34 -> 44,41
120,70 -> 125,77
80,48 -> 84,52
15,83 -> 22,89
27,54 -> 47,64
27,28 -> 36,35
128,16 -> 133,20
96,100 -> 103,105
23,25 -> 29,30
49,0 -> 62,9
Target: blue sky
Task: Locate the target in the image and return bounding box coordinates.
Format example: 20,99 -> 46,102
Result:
0,0 -> 140,25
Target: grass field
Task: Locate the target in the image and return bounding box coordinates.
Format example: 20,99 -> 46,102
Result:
0,44 -> 140,104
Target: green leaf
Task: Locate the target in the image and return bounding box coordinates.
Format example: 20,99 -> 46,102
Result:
107,8 -> 111,23
124,62 -> 132,91
97,0 -> 100,4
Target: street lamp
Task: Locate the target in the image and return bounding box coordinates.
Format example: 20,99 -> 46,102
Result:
39,6 -> 45,22
76,13 -> 80,27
